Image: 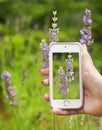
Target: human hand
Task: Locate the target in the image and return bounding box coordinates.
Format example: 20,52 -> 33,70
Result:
40,44 -> 102,116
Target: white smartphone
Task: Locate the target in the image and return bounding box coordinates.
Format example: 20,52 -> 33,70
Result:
49,42 -> 83,109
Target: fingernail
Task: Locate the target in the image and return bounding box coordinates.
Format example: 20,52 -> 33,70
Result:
41,81 -> 44,85
39,70 -> 44,75
42,95 -> 45,98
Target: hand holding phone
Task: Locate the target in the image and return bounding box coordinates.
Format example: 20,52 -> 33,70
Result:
49,42 -> 83,109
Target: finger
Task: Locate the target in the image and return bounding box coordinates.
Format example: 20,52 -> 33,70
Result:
40,68 -> 49,76
50,108 -> 84,116
82,44 -> 87,51
41,79 -> 49,86
82,44 -> 94,72
43,93 -> 50,102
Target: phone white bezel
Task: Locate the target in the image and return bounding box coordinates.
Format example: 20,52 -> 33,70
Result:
49,42 -> 83,109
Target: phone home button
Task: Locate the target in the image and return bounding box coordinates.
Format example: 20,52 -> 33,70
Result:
64,100 -> 69,106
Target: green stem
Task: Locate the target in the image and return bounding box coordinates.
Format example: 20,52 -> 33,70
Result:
87,115 -> 90,130
54,115 -> 56,130
14,107 -> 23,130
56,115 -> 60,130
76,115 -> 79,130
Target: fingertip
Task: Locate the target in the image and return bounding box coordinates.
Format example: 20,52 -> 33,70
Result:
41,79 -> 49,86
40,68 -> 49,76
43,94 -> 50,101
41,80 -> 44,85
50,108 -> 61,114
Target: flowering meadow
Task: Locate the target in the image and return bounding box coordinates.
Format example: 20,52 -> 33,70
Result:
0,0 -> 102,130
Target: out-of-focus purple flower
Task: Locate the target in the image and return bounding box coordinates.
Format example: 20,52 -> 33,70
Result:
83,8 -> 92,26
9,90 -> 16,97
6,96 -> 9,100
1,71 -> 18,106
85,8 -> 91,14
1,71 -> 11,81
83,16 -> 92,26
49,11 -> 59,43
10,100 -> 18,106
40,39 -> 49,69
80,8 -> 94,45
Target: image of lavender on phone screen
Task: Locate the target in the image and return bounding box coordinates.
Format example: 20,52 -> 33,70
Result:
53,53 -> 80,99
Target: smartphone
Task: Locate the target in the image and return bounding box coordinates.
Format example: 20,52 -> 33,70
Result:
49,42 -> 83,109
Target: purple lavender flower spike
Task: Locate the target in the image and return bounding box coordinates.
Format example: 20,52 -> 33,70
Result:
80,8 -> 94,45
49,11 -> 59,43
58,67 -> 69,96
1,71 -> 18,106
58,54 -> 75,96
40,39 -> 49,69
66,54 -> 74,82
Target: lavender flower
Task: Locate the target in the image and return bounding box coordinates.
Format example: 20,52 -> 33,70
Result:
58,54 -> 74,96
40,39 -> 49,69
66,54 -> 74,82
10,100 -> 18,106
58,67 -> 69,95
2,71 -> 11,81
49,11 -> 59,43
1,71 -> 18,106
80,8 -> 94,45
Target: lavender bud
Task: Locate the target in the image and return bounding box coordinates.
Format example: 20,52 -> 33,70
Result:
9,90 -> 16,97
53,11 -> 57,16
80,8 -> 94,45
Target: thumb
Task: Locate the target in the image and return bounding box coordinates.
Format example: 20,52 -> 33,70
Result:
82,44 -> 94,71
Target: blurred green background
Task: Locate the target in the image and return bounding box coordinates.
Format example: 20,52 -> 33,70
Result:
0,0 -> 102,130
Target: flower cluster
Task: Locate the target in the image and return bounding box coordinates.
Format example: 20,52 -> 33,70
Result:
49,11 -> 59,43
40,39 -> 49,69
58,54 -> 74,96
80,8 -> 94,45
58,67 -> 69,95
1,71 -> 18,106
66,54 -> 74,82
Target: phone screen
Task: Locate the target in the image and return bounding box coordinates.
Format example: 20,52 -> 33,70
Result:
53,52 -> 80,100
